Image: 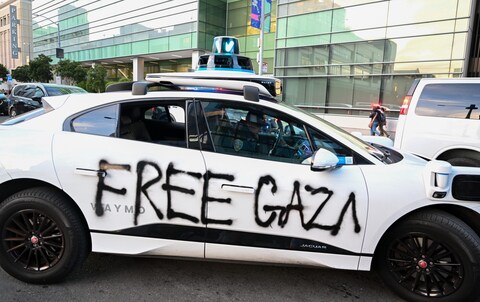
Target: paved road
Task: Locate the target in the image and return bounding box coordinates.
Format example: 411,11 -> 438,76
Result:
0,253 -> 402,302
0,113 -> 402,301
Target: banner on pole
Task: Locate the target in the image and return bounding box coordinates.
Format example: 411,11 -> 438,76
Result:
251,0 -> 271,33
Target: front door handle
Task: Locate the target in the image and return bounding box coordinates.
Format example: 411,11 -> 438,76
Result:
75,168 -> 107,177
221,184 -> 255,194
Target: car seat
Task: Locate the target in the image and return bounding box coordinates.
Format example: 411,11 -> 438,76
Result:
120,107 -> 152,142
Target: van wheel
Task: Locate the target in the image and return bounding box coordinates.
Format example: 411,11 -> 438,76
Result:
0,188 -> 89,284
376,210 -> 480,302
447,156 -> 480,167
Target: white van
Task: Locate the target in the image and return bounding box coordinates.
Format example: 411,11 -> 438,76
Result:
394,78 -> 480,167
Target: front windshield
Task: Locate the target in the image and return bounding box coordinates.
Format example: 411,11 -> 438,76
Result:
277,102 -> 386,161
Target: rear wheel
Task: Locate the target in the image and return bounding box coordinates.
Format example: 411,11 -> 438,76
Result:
0,188 -> 89,283
9,107 -> 16,117
376,210 -> 480,302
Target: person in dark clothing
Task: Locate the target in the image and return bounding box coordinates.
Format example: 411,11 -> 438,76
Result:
368,105 -> 390,137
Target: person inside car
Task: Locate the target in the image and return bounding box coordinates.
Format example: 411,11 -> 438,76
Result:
233,111 -> 264,153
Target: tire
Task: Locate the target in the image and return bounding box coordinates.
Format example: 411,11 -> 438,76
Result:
0,187 -> 89,284
376,210 -> 480,302
9,107 -> 16,117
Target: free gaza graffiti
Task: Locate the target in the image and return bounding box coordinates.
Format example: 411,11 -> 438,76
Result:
94,159 -> 361,236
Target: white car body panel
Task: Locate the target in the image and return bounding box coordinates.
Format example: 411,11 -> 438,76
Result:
394,78 -> 480,160
202,151 -> 368,268
52,131 -> 207,258
91,233 -> 205,258
205,244 -> 361,270
0,128 -> 60,187
0,161 -> 11,184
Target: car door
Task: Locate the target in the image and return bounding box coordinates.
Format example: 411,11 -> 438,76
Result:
52,99 -> 207,258
16,84 -> 38,114
197,99 -> 368,270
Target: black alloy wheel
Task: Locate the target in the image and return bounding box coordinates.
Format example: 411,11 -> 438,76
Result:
386,233 -> 463,297
376,210 -> 480,302
0,188 -> 89,283
2,209 -> 65,271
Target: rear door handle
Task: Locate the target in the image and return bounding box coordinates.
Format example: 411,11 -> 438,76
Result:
75,168 -> 107,177
221,184 -> 255,194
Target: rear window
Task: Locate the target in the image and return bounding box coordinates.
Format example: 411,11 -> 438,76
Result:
415,83 -> 480,119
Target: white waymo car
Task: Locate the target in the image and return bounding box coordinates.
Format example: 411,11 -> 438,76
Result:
0,72 -> 479,302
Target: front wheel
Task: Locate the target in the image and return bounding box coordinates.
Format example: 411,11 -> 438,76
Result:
0,188 -> 89,283
375,210 -> 480,302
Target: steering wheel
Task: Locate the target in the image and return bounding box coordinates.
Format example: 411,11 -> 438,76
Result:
269,129 -> 284,156
269,129 -> 302,157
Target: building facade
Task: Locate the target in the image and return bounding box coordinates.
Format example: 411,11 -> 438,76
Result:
30,0 -> 276,81
9,0 -> 480,125
275,0 -> 480,119
0,0 -> 32,71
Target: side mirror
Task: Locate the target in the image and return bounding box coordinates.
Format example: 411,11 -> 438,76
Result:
32,96 -> 42,103
311,149 -> 340,171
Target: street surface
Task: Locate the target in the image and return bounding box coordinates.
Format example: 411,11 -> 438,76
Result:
0,253 -> 402,302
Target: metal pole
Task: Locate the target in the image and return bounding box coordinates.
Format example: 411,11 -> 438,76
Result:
57,25 -> 60,48
258,0 -> 265,75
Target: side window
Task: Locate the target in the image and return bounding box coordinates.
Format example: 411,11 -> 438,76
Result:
22,85 -> 36,99
71,105 -> 118,136
145,105 -> 185,123
119,101 -> 187,147
34,87 -> 45,98
415,84 -> 480,119
13,86 -> 25,97
201,101 -> 314,164
189,101 -> 214,151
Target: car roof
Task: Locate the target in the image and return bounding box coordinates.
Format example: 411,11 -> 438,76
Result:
15,83 -> 85,90
50,89 -> 260,113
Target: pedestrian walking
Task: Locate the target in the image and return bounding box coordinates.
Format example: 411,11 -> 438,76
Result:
368,105 -> 390,137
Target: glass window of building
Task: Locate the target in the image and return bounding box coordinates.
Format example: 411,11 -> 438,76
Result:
275,0 -> 475,117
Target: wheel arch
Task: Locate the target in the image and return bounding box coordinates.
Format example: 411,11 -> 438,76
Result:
0,178 -> 92,253
436,148 -> 480,162
372,204 -> 480,269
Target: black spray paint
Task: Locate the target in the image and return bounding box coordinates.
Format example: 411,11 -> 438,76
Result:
95,160 -> 130,216
162,163 -> 202,223
95,160 -> 361,236
135,161 -> 163,225
255,176 -> 361,235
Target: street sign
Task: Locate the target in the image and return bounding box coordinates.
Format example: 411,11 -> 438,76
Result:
10,6 -> 18,59
56,48 -> 64,59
